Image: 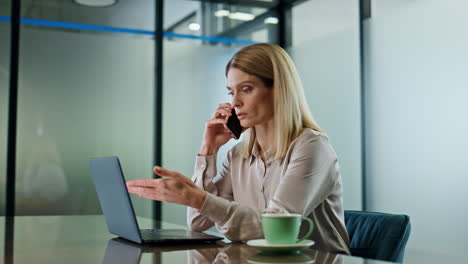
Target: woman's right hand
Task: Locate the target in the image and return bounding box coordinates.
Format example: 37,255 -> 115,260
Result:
199,103 -> 235,156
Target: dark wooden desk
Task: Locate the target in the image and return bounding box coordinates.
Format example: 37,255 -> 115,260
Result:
1,215 -> 391,263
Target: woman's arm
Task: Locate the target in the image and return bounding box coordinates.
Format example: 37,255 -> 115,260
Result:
127,103 -> 239,231
188,150 -> 234,232
196,135 -> 339,241
125,152 -> 235,232
188,102 -> 239,231
269,135 -> 339,215
126,166 -> 207,209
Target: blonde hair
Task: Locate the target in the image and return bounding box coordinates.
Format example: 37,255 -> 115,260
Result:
225,43 -> 324,160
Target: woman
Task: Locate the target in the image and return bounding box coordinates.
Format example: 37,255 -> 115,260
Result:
127,43 -> 350,254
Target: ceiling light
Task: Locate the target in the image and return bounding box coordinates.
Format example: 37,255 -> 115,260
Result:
74,0 -> 117,7
214,10 -> 230,17
189,23 -> 201,31
229,12 -> 255,21
264,17 -> 279,24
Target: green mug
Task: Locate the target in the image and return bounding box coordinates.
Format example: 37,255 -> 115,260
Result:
262,213 -> 314,245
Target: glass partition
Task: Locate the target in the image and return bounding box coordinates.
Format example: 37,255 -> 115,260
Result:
0,0 -> 10,216
20,0 -> 154,30
15,1 -> 155,217
289,0 -> 362,210
164,0 -> 276,43
0,0 -> 9,16
363,0 -> 468,262
161,0 -> 278,226
162,39 -> 240,226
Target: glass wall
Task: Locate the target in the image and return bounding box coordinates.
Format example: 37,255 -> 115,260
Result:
289,0 -> 362,210
14,1 -> 155,217
2,0 -> 362,222
20,0 -> 154,29
0,0 -> 10,216
161,0 -> 278,226
364,0 -> 468,262
0,9 -> 10,264
164,0 -> 276,43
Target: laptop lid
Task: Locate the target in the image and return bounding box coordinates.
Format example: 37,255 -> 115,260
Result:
89,156 -> 143,244
102,238 -> 225,264
102,239 -> 143,264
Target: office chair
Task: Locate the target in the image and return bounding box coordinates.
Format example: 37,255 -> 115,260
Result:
344,210 -> 411,263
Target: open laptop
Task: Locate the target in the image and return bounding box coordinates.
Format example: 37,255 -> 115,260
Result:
102,238 -> 224,264
89,156 -> 223,244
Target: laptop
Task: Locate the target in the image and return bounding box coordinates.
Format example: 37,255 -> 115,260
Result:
89,156 -> 223,244
102,238 -> 224,264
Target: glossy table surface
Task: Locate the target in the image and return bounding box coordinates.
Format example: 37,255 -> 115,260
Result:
0,215 -> 392,264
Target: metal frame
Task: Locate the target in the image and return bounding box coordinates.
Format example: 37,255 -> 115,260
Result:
6,0 -> 20,219
277,0 -> 292,48
359,0 -> 370,211
5,1 -> 20,262
189,0 -> 278,8
153,0 -> 163,224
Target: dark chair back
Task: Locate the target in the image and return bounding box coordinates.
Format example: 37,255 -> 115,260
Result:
344,210 -> 411,263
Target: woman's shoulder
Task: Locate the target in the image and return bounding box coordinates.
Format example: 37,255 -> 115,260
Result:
224,141 -> 245,161
229,141 -> 244,154
295,128 -> 329,144
288,128 -> 335,157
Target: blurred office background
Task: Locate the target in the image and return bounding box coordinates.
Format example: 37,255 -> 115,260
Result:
0,0 -> 467,263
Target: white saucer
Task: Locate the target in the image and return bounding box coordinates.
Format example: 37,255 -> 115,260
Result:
247,239 -> 315,254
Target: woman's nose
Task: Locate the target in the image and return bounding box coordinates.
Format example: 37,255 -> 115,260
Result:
231,96 -> 242,108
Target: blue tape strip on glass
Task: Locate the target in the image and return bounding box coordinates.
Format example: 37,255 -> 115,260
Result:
0,16 -> 258,45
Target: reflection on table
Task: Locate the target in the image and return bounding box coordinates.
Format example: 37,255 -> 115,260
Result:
103,238 -> 344,264
1,215 -> 390,264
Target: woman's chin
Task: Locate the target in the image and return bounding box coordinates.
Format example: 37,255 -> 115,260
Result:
240,120 -> 250,128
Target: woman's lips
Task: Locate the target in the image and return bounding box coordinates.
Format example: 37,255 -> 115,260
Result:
237,112 -> 247,119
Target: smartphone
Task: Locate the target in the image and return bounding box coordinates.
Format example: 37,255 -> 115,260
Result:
225,109 -> 243,140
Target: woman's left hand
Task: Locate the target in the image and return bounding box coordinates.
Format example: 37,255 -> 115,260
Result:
126,166 -> 207,210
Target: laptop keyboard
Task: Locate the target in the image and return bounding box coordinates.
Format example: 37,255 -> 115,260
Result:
140,229 -> 190,240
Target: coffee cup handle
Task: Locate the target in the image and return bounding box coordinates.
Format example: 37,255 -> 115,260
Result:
296,217 -> 314,243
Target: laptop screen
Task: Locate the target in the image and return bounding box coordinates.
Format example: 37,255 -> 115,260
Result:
89,156 -> 143,243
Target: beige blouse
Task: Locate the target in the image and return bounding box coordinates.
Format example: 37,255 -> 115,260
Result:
187,128 -> 350,254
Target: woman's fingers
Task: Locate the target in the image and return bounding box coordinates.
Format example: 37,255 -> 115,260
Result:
206,118 -> 227,128
153,166 -> 192,184
128,185 -> 161,200
213,109 -> 232,119
127,178 -> 168,194
216,103 -> 232,110
212,108 -> 231,119
127,178 -> 195,206
127,172 -> 206,209
126,179 -> 158,187
127,185 -> 152,195
211,103 -> 233,119
127,167 -> 191,190
153,166 -> 179,178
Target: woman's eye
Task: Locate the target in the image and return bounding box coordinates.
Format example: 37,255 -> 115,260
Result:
228,87 -> 251,96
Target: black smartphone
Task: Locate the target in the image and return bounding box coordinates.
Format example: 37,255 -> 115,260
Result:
225,109 -> 243,140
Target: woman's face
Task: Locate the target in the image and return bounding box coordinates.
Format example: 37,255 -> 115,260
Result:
226,67 -> 274,128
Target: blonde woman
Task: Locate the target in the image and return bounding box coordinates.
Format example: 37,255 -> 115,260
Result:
127,43 -> 350,254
